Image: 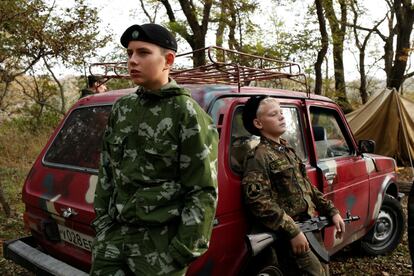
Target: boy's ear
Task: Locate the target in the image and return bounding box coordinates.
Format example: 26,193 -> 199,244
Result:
165,52 -> 175,68
253,118 -> 262,130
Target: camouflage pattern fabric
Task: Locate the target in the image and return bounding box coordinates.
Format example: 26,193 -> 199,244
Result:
242,137 -> 339,238
91,80 -> 218,274
274,231 -> 329,276
242,137 -> 336,275
91,224 -> 186,276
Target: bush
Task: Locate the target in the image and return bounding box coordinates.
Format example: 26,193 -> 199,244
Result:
9,106 -> 63,134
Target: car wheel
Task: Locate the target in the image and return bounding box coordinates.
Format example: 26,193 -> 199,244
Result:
360,194 -> 405,255
256,266 -> 283,276
407,182 -> 414,266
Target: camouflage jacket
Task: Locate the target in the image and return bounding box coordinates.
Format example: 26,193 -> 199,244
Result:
242,137 -> 338,239
93,80 -> 219,266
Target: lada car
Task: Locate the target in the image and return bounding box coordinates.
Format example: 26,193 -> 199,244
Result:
4,47 -> 405,275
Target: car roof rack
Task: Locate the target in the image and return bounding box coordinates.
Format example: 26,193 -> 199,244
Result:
89,46 -> 310,96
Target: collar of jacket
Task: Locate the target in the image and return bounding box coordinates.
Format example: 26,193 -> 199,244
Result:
135,78 -> 190,98
260,136 -> 294,153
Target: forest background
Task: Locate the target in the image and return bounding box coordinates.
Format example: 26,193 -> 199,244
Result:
1,0 -> 414,274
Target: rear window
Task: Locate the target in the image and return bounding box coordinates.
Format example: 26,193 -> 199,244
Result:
43,105 -> 111,171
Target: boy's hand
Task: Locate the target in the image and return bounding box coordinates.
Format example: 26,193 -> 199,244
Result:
290,232 -> 309,255
332,213 -> 346,239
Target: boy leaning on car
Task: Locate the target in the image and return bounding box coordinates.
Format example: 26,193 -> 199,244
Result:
90,23 -> 219,276
241,96 -> 345,276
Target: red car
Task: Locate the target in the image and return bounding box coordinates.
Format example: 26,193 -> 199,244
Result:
4,48 -> 404,275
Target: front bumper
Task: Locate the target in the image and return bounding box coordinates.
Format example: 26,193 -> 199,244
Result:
3,236 -> 88,276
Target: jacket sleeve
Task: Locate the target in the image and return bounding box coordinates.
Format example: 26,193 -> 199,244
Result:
91,111 -> 115,234
242,151 -> 301,239
168,99 -> 219,267
295,152 -> 339,218
309,180 -> 339,218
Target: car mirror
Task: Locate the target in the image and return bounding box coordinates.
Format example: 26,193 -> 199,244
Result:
358,140 -> 375,154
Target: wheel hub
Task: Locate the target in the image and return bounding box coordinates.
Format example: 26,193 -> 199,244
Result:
373,210 -> 393,242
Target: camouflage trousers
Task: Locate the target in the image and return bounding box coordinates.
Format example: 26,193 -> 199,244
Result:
90,223 -> 187,276
251,231 -> 328,276
274,231 -> 329,276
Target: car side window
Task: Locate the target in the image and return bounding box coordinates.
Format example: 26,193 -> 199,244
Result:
230,104 -> 306,174
310,107 -> 352,159
43,105 -> 111,171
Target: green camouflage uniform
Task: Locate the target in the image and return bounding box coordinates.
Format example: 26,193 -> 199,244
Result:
91,80 -> 218,276
242,137 -> 338,276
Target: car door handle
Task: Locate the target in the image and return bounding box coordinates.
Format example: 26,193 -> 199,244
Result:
324,172 -> 336,185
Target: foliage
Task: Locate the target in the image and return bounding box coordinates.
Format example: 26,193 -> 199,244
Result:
0,0 -> 112,114
0,0 -> 111,73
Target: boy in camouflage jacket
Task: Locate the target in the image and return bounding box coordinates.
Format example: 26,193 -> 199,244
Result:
90,23 -> 218,276
242,96 -> 345,276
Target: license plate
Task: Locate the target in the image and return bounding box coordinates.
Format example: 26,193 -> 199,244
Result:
58,224 -> 94,252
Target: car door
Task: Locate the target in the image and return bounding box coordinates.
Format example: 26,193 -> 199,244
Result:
307,104 -> 370,253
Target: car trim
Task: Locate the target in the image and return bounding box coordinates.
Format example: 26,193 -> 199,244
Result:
3,236 -> 88,276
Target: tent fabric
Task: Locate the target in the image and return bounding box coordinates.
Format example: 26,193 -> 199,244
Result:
345,88 -> 414,165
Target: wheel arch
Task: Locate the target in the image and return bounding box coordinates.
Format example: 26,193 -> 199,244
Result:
371,176 -> 398,223
384,181 -> 399,199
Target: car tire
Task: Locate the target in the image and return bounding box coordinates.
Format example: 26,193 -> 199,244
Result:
256,266 -> 283,276
360,194 -> 405,255
407,182 -> 414,266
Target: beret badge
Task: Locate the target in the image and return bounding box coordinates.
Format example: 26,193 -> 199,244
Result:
131,30 -> 140,39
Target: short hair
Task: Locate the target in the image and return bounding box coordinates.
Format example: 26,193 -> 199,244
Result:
87,76 -> 103,88
256,97 -> 279,116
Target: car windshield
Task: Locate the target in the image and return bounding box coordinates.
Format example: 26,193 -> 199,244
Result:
43,105 -> 111,171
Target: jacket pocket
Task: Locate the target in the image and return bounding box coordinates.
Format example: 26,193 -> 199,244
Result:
269,161 -> 296,193
143,142 -> 178,180
106,133 -> 127,168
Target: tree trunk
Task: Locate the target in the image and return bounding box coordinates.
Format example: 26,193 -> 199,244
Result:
322,0 -> 350,110
359,49 -> 368,103
332,44 -> 347,102
314,0 -> 328,95
228,1 -> 240,51
0,183 -> 11,217
177,0 -> 212,67
215,1 -> 227,62
193,36 -> 206,66
388,0 -> 414,90
383,12 -> 395,83
349,0 -> 384,104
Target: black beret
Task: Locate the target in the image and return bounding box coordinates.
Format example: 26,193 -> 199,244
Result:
120,23 -> 177,52
242,96 -> 269,136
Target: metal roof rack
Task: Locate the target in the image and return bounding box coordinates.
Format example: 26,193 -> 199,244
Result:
89,46 -> 310,95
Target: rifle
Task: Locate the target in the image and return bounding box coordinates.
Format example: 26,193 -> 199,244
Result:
246,211 -> 360,263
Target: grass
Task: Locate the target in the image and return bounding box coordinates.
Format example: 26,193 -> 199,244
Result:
0,115 -> 60,275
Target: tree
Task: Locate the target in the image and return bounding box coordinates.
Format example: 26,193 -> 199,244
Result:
314,0 -> 329,95
387,0 -> 414,90
322,0 -> 351,111
160,0 -> 213,66
156,0 -> 258,66
349,1 -> 386,103
139,0 -> 161,23
349,0 -> 414,92
0,0 -> 111,113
